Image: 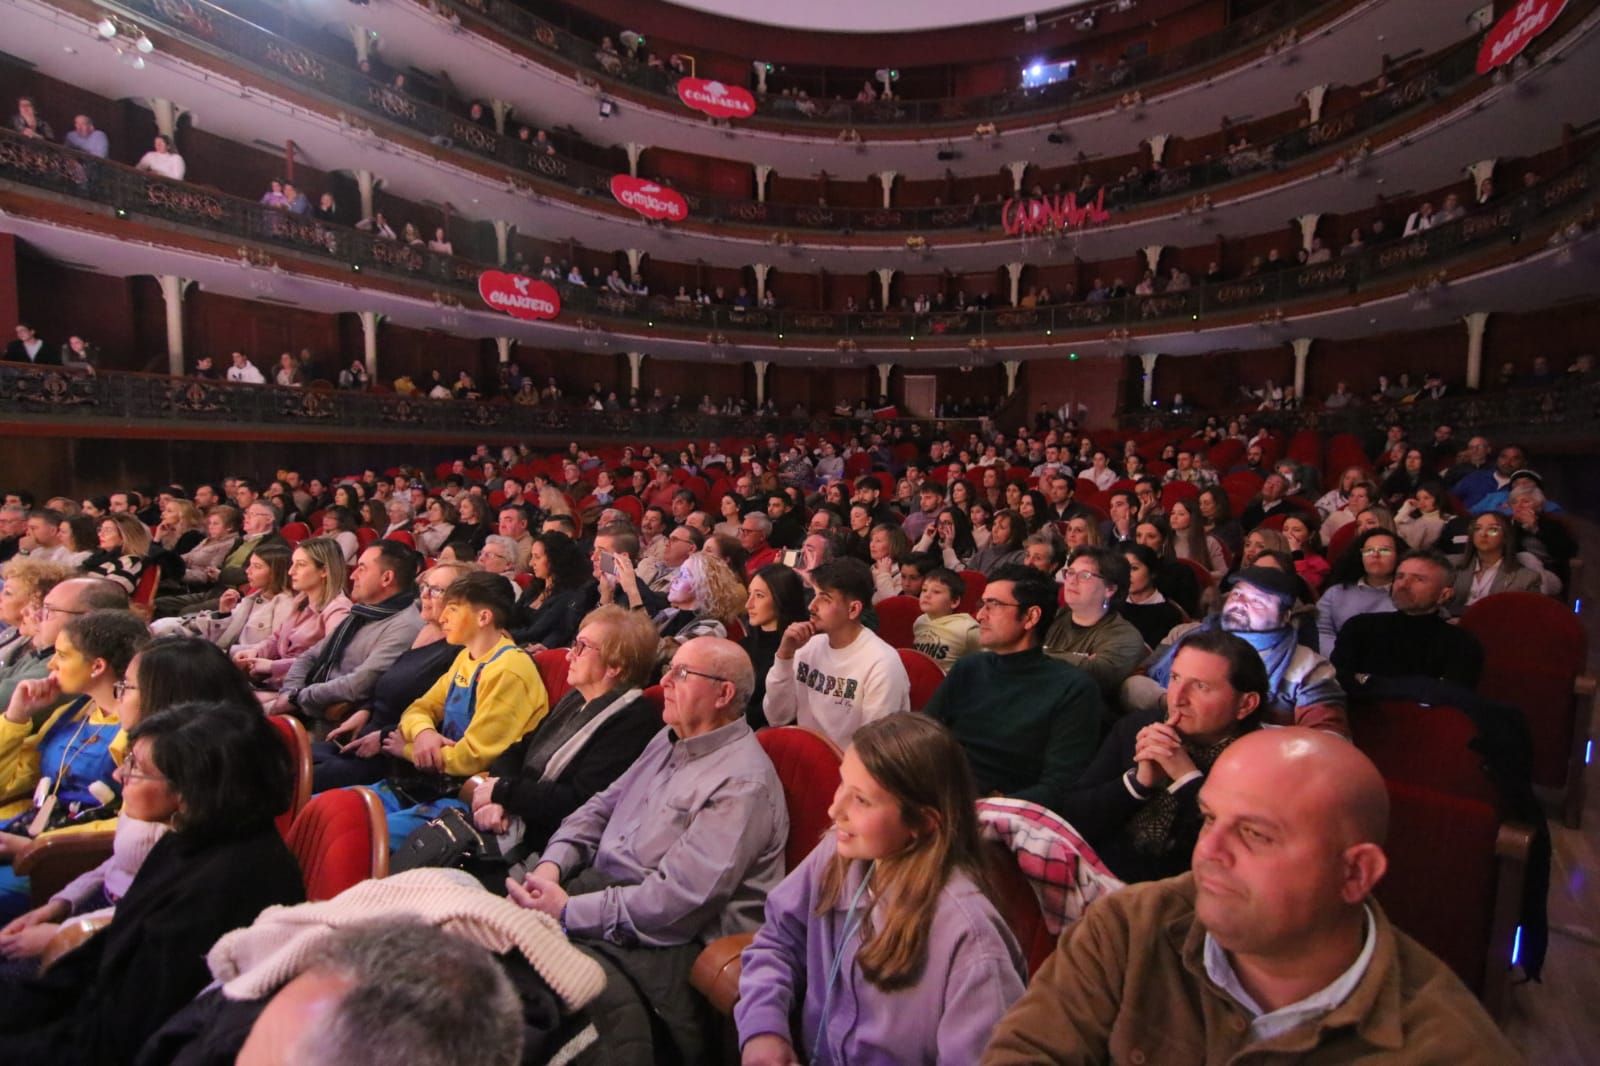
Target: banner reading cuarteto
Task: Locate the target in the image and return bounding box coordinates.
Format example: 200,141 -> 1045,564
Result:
610,175 -> 690,222
676,78 -> 757,120
478,271 -> 561,320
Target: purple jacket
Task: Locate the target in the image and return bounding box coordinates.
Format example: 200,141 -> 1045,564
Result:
735,832 -> 1026,1065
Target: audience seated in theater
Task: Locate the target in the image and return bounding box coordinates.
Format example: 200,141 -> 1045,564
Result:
0,575 -> 128,712
1499,478 -> 1576,589
310,559 -> 463,791
1042,547 -> 1149,701
738,715 -> 1027,1065
510,531 -> 599,652
1238,473 -> 1300,532
0,636 -> 259,965
4,323 -> 55,366
1134,518 -> 1203,618
0,701 -> 303,1066
367,572 -> 547,852
765,558 -> 910,750
982,729 -> 1515,1063
8,96 -> 52,139
1314,528 -> 1399,656
925,565 -> 1102,806
912,567 -> 980,674
1168,498 -> 1228,582
966,508 -> 1027,576
651,551 -> 745,658
1279,512 -> 1331,594
741,564 -> 808,729
1317,480 -> 1376,549
0,609 -> 147,918
1117,544 -> 1188,649
464,605 -> 661,871
230,537 -> 350,691
1124,566 -> 1348,736
1056,629 -> 1267,883
867,522 -> 911,603
81,513 -> 149,596
1332,550 -> 1483,692
134,133 -> 185,181
1394,479 -> 1453,552
1453,445 -> 1526,510
151,499 -> 202,557
636,520 -> 700,595
1195,486 -> 1243,564
736,511 -> 781,580
1449,511 -> 1542,616
506,636 -> 787,1065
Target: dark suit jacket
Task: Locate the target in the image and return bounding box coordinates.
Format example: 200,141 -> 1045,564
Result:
4,339 -> 59,365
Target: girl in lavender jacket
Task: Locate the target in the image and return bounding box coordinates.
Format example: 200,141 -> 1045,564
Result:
735,715 -> 1026,1065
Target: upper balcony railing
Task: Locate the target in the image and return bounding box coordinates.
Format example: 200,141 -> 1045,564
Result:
109,0 -> 1501,234
2,127 -> 1594,343
432,0 -> 1337,128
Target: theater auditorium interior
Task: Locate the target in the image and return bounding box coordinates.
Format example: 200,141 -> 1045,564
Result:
0,0 -> 1596,1061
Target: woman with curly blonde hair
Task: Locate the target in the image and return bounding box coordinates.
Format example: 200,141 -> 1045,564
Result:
652,551 -> 746,652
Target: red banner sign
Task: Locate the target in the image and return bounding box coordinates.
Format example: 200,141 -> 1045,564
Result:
477,271 -> 561,321
1476,0 -> 1567,74
1000,188 -> 1111,237
610,175 -> 690,222
676,77 -> 757,120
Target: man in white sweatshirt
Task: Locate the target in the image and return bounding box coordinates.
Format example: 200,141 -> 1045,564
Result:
764,557 -> 910,750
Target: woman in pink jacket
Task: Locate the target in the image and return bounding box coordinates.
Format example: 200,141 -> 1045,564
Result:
230,536 -> 349,688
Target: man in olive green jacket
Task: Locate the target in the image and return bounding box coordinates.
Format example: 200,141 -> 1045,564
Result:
983,728 -> 1519,1064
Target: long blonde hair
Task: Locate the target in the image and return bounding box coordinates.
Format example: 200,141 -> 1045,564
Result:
817,716 -> 986,990
294,536 -> 348,607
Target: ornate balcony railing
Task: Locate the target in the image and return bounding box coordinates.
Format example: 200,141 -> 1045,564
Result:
1119,380 -> 1600,446
103,0 -> 1510,233
3,126 -> 1593,342
432,0 -> 1338,128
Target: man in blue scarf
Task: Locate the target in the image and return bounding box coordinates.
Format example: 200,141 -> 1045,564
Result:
1122,567 -> 1348,737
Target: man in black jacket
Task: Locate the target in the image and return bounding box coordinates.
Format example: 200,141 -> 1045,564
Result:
1332,550 -> 1483,690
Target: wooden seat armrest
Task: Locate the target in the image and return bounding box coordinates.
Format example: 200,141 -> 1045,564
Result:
40,913 -> 113,973
1484,820 -> 1537,1019
14,833 -> 117,905
1573,674 -> 1596,698
690,932 -> 755,1016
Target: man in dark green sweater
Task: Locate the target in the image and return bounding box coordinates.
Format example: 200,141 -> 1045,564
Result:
925,565 -> 1104,808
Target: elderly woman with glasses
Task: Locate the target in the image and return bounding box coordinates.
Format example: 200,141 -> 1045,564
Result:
1041,546 -> 1149,702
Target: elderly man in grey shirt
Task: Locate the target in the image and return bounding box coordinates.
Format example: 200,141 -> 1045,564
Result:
508,635 -> 788,1066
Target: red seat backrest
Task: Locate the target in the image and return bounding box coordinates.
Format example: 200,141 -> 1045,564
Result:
614,495 -> 643,524
279,521 -> 311,547
131,566 -> 161,609
533,648 -> 572,704
1326,522 -> 1358,563
266,715 -> 313,836
1176,556 -> 1214,590
384,529 -> 415,548
1372,779 -> 1502,995
875,595 -> 921,650
957,571 -> 988,617
982,840 -> 1056,976
285,787 -> 388,901
756,727 -> 843,870
354,527 -> 379,550
1160,481 -> 1199,509
898,648 -> 945,712
1349,701 -> 1497,804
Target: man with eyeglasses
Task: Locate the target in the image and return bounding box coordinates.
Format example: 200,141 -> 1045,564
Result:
152,500 -> 283,618
925,565 -> 1102,806
737,513 -> 778,580
1123,566 -> 1349,737
765,558 -> 908,751
507,636 -> 786,1065
636,524 -> 702,594
270,542 -> 424,720
0,577 -> 129,710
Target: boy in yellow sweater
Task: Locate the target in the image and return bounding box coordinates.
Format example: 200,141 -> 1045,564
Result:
912,569 -> 980,675
371,571 -> 548,851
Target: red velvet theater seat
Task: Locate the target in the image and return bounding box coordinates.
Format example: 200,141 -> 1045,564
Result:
285,786 -> 389,900
897,648 -> 946,713
874,594 -> 921,650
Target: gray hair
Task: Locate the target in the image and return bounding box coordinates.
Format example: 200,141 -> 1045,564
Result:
480,534 -> 522,569
1507,483 -> 1545,508
745,512 -> 773,536
689,636 -> 755,721
64,576 -> 132,612
288,923 -> 523,1066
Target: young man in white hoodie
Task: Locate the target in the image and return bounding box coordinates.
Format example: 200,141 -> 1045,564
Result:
764,557 -> 910,750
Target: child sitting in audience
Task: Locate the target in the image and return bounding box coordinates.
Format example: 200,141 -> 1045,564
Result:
911,568 -> 979,674
735,715 -> 1026,1064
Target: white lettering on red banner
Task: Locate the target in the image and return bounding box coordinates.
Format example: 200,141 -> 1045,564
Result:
1000,188 -> 1111,236
478,271 -> 561,321
676,77 -> 757,120
610,175 -> 690,222
1476,0 -> 1567,74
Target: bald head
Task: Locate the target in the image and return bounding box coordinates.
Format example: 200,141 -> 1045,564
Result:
682,636 -> 755,720
1219,728 -> 1388,847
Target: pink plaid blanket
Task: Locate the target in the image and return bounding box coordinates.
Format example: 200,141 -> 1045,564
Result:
977,797 -> 1125,935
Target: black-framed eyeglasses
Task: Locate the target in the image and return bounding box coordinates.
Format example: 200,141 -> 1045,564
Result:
978,597 -> 1021,612
113,679 -> 138,699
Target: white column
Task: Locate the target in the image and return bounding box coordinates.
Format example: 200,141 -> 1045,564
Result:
1464,312 -> 1490,391
625,248 -> 645,279
875,268 -> 895,307
1467,158 -> 1498,192
1005,161 -> 1029,196
1296,214 -> 1321,254
1143,245 -> 1165,274
1006,262 -> 1024,307
876,171 -> 897,209
876,362 -> 893,398
1291,337 -> 1312,399
1139,353 -> 1159,406
627,351 -> 644,393
355,169 -> 381,219
752,263 -> 771,302
156,274 -> 191,376
1003,359 -> 1021,397
624,143 -> 645,178
753,360 -> 770,406
492,220 -> 511,266
147,98 -> 186,140
1302,84 -> 1328,123
754,164 -> 772,203
349,26 -> 371,66
753,63 -> 769,94
358,311 -> 382,380
1145,134 -> 1169,165
490,99 -> 513,136
495,337 -> 514,364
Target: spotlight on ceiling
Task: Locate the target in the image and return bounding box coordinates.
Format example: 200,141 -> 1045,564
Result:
598,98 -> 616,119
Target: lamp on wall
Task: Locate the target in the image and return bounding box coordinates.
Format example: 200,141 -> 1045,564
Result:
93,14 -> 155,68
